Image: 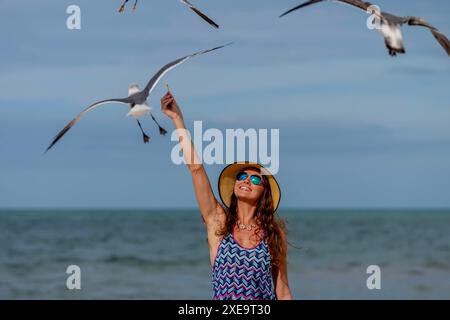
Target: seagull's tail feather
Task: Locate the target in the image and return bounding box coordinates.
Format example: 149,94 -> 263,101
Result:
279,0 -> 325,18
431,29 -> 450,56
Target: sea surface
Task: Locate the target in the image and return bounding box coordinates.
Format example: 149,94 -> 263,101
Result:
0,209 -> 449,299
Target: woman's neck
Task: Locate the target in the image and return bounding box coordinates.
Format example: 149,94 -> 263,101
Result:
236,200 -> 257,225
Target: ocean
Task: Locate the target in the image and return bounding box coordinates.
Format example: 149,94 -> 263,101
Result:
0,209 -> 449,299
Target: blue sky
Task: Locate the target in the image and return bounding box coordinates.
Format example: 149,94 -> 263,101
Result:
0,0 -> 449,208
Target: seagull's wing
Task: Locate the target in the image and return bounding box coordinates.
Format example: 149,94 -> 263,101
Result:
280,0 -> 374,18
180,0 -> 219,29
336,0 -> 374,12
405,17 -> 450,56
430,30 -> 450,56
142,43 -> 232,98
280,0 -> 325,18
45,98 -> 131,153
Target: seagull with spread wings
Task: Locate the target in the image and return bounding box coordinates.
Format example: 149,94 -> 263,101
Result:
45,43 -> 231,153
280,0 -> 450,57
118,0 -> 219,29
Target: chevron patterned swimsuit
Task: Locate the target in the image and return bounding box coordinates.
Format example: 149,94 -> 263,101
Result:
212,233 -> 276,300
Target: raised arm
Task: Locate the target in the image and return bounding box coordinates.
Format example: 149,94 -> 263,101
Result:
160,91 -> 224,226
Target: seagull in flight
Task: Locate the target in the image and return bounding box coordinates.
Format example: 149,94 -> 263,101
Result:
45,43 -> 231,153
280,0 -> 450,57
118,0 -> 219,29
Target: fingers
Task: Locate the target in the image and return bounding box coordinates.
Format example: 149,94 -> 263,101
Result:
161,95 -> 175,110
161,94 -> 173,104
161,92 -> 173,104
164,90 -> 173,99
161,92 -> 170,103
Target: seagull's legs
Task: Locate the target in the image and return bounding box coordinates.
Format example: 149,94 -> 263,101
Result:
150,113 -> 168,136
136,120 -> 150,143
133,0 -> 138,11
118,0 -> 129,13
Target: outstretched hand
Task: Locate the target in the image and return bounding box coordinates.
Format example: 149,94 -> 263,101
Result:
161,90 -> 182,121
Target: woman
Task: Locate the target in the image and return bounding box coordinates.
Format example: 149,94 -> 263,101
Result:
161,90 -> 293,300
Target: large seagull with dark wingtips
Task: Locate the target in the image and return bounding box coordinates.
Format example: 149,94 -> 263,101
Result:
118,0 -> 219,29
45,43 -> 231,153
280,0 -> 450,57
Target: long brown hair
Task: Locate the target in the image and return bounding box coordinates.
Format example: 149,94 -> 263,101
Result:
217,167 -> 286,267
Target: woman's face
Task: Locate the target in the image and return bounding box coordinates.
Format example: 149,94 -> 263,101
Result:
233,168 -> 265,205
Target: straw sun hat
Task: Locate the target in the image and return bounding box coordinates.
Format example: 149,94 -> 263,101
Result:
218,162 -> 281,212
